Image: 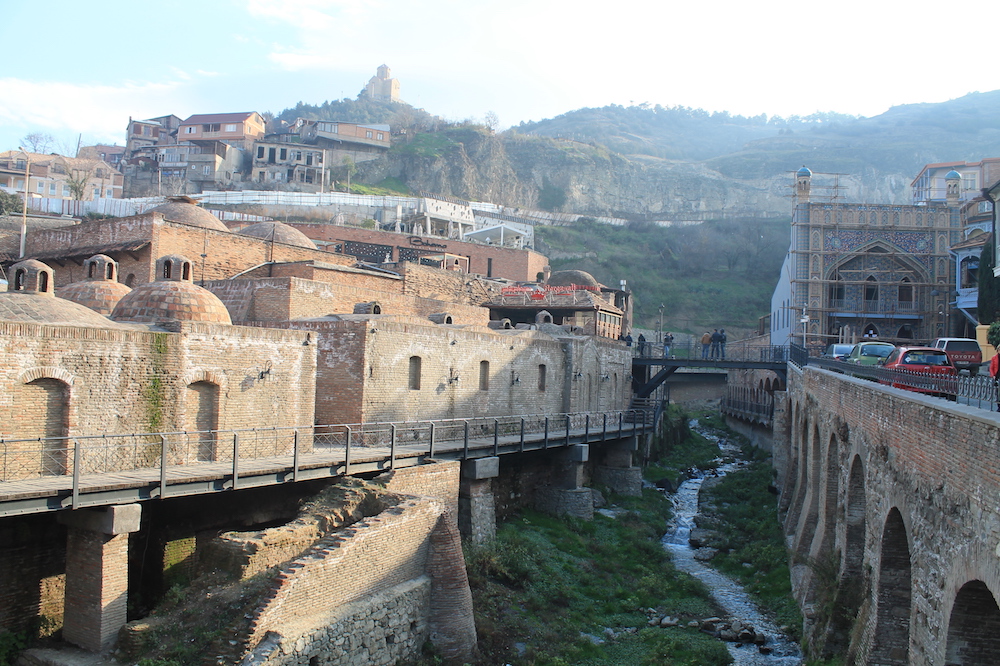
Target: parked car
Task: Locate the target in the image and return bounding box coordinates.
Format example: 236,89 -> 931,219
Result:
821,343 -> 854,361
844,341 -> 895,366
879,346 -> 957,398
930,337 -> 983,374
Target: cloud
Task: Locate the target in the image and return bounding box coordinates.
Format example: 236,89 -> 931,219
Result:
0,77 -> 195,148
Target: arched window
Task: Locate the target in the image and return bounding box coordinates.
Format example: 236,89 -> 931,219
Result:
163,261 -> 172,279
125,274 -> 135,287
828,272 -> 845,304
479,360 -> 489,391
39,271 -> 48,293
106,263 -> 115,280
14,269 -> 25,291
538,364 -> 547,391
87,262 -> 96,278
865,276 -> 878,303
408,356 -> 421,390
182,262 -> 191,281
898,277 -> 913,305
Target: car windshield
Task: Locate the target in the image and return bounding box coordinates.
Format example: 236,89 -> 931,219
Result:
902,352 -> 950,366
862,345 -> 892,357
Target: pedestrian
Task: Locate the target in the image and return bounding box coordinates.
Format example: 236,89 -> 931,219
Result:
637,333 -> 647,356
663,332 -> 674,358
710,329 -> 721,359
624,333 -> 633,347
700,331 -> 712,359
719,328 -> 727,360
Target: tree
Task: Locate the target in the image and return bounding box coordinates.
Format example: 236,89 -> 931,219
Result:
484,111 -> 500,134
65,163 -> 95,200
978,234 -> 999,325
0,190 -> 22,217
21,132 -> 54,153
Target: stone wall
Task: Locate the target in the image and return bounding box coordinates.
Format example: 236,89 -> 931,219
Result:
780,365 -> 1000,664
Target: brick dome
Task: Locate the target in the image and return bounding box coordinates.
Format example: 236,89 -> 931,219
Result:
0,259 -> 122,327
57,255 -> 132,315
146,196 -> 230,233
110,255 -> 232,325
237,222 -> 316,249
547,270 -> 600,288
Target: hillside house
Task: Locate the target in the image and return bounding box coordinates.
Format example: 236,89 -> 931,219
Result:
0,151 -> 122,201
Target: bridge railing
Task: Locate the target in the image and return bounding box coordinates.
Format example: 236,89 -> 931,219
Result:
633,341 -> 790,363
721,385 -> 775,425
0,410 -> 650,485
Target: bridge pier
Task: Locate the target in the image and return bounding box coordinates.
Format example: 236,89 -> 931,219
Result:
593,438 -> 642,496
58,504 -> 141,652
459,457 -> 499,544
535,444 -> 593,520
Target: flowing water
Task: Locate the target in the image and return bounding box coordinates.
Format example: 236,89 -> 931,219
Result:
660,420 -> 801,665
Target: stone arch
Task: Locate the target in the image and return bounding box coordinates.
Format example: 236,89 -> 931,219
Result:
945,580 -> 1000,665
785,410 -> 810,531
19,366 -> 76,386
844,455 -> 866,579
819,430 -> 840,556
780,403 -> 804,517
796,420 -> 823,557
871,508 -> 912,665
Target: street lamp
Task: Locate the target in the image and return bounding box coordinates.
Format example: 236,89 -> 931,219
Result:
799,307 -> 809,349
17,147 -> 30,259
658,304 -> 664,344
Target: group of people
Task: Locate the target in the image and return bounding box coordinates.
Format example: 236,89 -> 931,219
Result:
622,332 -> 675,357
700,328 -> 727,360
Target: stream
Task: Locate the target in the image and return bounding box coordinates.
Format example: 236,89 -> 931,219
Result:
660,419 -> 801,665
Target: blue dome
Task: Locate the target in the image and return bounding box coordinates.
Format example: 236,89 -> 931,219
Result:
797,166 -> 812,177
946,170 -> 962,180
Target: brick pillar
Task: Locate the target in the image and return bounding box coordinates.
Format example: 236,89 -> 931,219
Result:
58,504 -> 141,652
459,457 -> 498,543
594,439 -> 642,496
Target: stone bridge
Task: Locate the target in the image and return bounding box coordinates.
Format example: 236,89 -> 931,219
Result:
776,363 -> 1000,665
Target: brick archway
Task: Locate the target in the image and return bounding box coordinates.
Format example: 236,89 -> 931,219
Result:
945,580 -> 1000,665
872,507 -> 912,664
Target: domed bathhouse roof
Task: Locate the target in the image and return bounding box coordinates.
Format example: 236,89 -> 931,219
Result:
237,221 -> 316,249
0,259 -> 124,327
547,270 -> 601,288
111,255 -> 232,325
946,169 -> 963,180
57,255 -> 132,315
797,166 -> 812,178
145,196 -> 230,233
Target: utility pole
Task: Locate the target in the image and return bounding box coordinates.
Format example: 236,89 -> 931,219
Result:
799,307 -> 809,349
658,304 -> 664,344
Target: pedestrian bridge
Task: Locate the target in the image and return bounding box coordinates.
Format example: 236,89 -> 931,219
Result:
631,342 -> 790,398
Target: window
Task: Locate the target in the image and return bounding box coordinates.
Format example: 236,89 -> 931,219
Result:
142,125 -> 151,136
377,132 -> 384,141
224,124 -> 238,132
185,126 -> 196,134
202,123 -> 220,132
203,165 -> 211,175
257,146 -> 265,159
538,364 -> 547,391
36,182 -> 45,193
366,130 -> 373,138
279,148 -> 287,160
408,356 -> 422,390
96,169 -> 107,178
62,185 -> 70,197
865,276 -> 878,302
92,186 -> 100,197
479,361 -> 489,391
898,277 -> 913,302
49,183 -> 56,195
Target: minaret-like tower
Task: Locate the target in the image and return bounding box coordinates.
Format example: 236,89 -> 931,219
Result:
796,166 -> 812,204
945,169 -> 962,206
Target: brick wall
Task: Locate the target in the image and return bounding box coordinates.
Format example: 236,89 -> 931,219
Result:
0,320 -> 315,474
780,366 -> 1000,663
286,222 -> 549,282
0,513 -> 65,634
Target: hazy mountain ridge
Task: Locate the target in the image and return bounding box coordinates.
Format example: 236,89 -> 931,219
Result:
274,90 -> 1000,217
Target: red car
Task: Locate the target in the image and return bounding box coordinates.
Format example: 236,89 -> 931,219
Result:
879,346 -> 957,398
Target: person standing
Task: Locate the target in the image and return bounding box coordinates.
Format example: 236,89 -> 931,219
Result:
991,352 -> 1000,411
710,329 -> 721,359
663,332 -> 674,358
719,328 -> 727,360
637,333 -> 647,356
624,333 -> 633,347
700,331 -> 712,359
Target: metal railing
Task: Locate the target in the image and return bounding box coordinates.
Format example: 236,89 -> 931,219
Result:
0,410 -> 650,487
633,341 -> 789,364
721,386 -> 775,425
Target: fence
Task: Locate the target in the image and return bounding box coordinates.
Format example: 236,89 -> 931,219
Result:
633,341 -> 789,364
722,386 -> 775,425
0,410 -> 651,487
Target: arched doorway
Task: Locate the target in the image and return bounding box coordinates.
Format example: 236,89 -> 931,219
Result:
945,580 -> 1000,665
186,381 -> 219,462
15,378 -> 70,476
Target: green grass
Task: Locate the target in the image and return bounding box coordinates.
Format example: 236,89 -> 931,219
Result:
465,489 -> 732,665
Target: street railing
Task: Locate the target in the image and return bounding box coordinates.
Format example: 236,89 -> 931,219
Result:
721,386 -> 775,425
0,410 -> 651,486
632,341 -> 789,364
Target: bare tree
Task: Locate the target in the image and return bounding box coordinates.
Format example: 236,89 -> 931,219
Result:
65,162 -> 96,200
21,132 -> 54,153
485,111 -> 500,134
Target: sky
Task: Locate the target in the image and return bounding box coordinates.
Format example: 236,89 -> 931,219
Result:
0,0 -> 994,154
